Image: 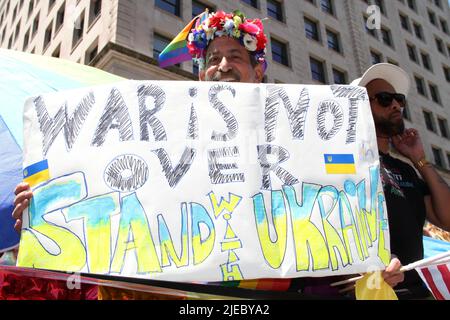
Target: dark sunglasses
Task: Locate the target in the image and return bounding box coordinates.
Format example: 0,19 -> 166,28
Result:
370,92 -> 406,108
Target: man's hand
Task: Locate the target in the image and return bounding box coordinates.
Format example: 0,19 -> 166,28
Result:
391,129 -> 426,164
12,182 -> 33,232
382,257 -> 404,288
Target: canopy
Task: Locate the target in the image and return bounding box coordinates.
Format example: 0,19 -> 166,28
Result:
0,49 -> 124,252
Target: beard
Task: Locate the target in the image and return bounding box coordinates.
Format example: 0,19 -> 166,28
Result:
375,113 -> 405,137
206,70 -> 241,82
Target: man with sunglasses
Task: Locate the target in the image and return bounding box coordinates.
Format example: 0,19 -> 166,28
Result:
352,63 -> 450,299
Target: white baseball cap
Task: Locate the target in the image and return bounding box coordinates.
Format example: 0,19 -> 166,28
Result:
350,63 -> 410,97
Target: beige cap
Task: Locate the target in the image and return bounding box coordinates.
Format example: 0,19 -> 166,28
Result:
350,63 -> 410,97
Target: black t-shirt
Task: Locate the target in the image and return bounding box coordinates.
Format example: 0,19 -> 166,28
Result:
379,152 -> 431,297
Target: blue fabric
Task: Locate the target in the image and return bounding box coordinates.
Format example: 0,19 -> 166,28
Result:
0,52 -> 83,147
423,236 -> 450,259
0,116 -> 21,252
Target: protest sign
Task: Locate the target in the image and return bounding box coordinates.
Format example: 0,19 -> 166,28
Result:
17,80 -> 389,282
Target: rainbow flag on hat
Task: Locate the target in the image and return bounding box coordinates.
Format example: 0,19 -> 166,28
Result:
23,159 -> 50,187
158,10 -> 209,68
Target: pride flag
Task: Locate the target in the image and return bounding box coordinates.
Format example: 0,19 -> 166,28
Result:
324,154 -> 356,175
158,10 -> 208,68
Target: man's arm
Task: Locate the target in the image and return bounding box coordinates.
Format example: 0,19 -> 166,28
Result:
392,129 -> 450,231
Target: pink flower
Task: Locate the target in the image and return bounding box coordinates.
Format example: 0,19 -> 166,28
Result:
238,21 -> 260,35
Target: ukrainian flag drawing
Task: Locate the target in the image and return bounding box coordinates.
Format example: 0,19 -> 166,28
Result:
324,154 -> 356,175
23,159 -> 50,187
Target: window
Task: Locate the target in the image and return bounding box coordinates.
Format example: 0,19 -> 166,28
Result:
381,27 -> 393,47
407,44 -> 418,63
428,10 -> 437,26
326,29 -> 341,53
332,68 -> 346,84
193,64 -> 199,76
438,118 -> 449,139
267,0 -> 283,22
321,0 -> 334,15
72,11 -> 85,48
271,38 -> 289,66
52,44 -> 61,58
440,19 -> 449,35
432,147 -> 444,168
23,29 -> 29,50
88,0 -> 102,26
310,57 -> 326,83
28,0 -> 34,17
443,66 -> 450,82
364,15 -> 377,38
192,0 -> 214,18
32,14 -> 39,36
85,39 -> 99,65
153,33 -> 170,59
55,3 -> 65,33
241,0 -> 258,8
423,111 -> 435,132
374,0 -> 385,15
403,105 -> 411,121
371,51 -> 382,65
421,52 -> 432,71
415,76 -> 426,96
435,37 -> 444,54
304,17 -> 320,42
49,0 -> 56,11
399,13 -> 410,31
413,23 -> 424,41
429,84 -> 441,104
155,0 -> 180,17
43,22 -> 52,50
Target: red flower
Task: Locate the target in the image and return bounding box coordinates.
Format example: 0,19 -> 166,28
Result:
208,11 -> 231,30
256,32 -> 267,51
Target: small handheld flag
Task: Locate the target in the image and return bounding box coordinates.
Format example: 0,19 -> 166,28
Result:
23,159 -> 50,187
324,154 -> 356,175
158,10 -> 209,68
416,262 -> 450,300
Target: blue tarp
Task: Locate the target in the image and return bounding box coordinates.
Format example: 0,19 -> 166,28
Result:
423,236 -> 450,259
0,115 -> 22,251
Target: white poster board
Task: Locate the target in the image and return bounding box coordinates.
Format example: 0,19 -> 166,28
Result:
17,81 -> 390,282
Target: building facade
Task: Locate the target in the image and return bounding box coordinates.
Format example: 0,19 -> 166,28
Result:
1,0 -> 450,178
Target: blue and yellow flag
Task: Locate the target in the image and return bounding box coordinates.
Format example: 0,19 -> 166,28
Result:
23,159 -> 50,187
324,154 -> 356,175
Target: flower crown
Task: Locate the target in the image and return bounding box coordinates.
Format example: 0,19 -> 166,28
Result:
187,10 -> 267,71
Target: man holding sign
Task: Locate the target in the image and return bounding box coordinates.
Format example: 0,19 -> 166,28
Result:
12,10 -> 403,299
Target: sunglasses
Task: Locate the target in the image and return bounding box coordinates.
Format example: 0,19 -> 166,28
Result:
370,92 -> 406,108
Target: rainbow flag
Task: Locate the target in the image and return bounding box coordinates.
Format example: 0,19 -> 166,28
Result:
158,10 -> 209,68
221,279 -> 292,292
324,154 -> 356,175
23,159 -> 50,187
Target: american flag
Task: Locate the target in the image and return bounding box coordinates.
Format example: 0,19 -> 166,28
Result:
416,263 -> 450,300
